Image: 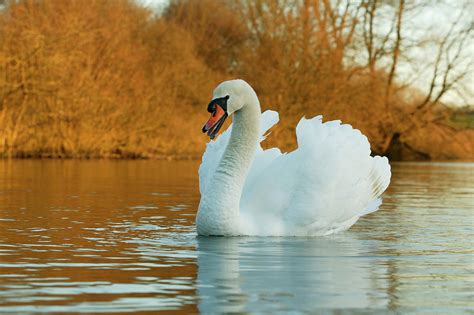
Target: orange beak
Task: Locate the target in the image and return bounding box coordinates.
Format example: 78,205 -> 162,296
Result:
202,104 -> 228,140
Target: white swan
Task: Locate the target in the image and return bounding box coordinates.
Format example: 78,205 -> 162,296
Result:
197,79 -> 391,236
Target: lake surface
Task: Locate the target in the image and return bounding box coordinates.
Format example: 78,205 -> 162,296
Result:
0,160 -> 472,314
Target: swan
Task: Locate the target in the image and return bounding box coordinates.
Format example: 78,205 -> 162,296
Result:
197,79 -> 391,236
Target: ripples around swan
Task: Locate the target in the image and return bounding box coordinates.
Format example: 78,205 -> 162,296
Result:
0,160 -> 472,313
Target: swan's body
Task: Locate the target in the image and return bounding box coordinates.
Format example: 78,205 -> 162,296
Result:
197,79 -> 391,236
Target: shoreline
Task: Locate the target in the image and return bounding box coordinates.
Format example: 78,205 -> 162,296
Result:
0,156 -> 472,162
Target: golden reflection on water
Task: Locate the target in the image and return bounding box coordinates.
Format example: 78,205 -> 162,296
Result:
0,160 -> 200,313
0,160 -> 473,313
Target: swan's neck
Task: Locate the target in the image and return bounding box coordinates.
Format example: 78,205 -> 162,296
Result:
197,95 -> 261,235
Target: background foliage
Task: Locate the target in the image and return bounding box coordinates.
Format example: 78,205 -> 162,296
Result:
0,0 -> 472,159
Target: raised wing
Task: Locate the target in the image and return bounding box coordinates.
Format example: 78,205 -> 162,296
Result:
239,115 -> 391,235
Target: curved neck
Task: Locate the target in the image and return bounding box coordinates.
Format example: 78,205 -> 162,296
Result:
197,92 -> 261,235
217,99 -> 261,196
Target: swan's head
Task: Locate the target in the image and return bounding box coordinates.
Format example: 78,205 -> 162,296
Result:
202,79 -> 251,139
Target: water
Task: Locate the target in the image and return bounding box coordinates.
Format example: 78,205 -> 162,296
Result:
0,160 -> 472,314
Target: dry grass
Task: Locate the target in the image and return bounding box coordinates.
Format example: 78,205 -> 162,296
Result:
0,0 -> 472,160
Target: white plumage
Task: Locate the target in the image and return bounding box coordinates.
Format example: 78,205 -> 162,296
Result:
197,79 -> 391,236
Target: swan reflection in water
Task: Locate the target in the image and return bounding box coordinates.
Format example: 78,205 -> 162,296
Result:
196,235 -> 390,313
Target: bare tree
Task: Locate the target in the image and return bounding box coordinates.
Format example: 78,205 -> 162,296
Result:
416,6 -> 473,110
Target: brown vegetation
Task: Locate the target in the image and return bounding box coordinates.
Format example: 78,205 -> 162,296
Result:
0,0 -> 472,160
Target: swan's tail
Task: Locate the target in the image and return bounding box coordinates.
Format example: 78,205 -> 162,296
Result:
370,156 -> 391,200
359,156 -> 391,216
